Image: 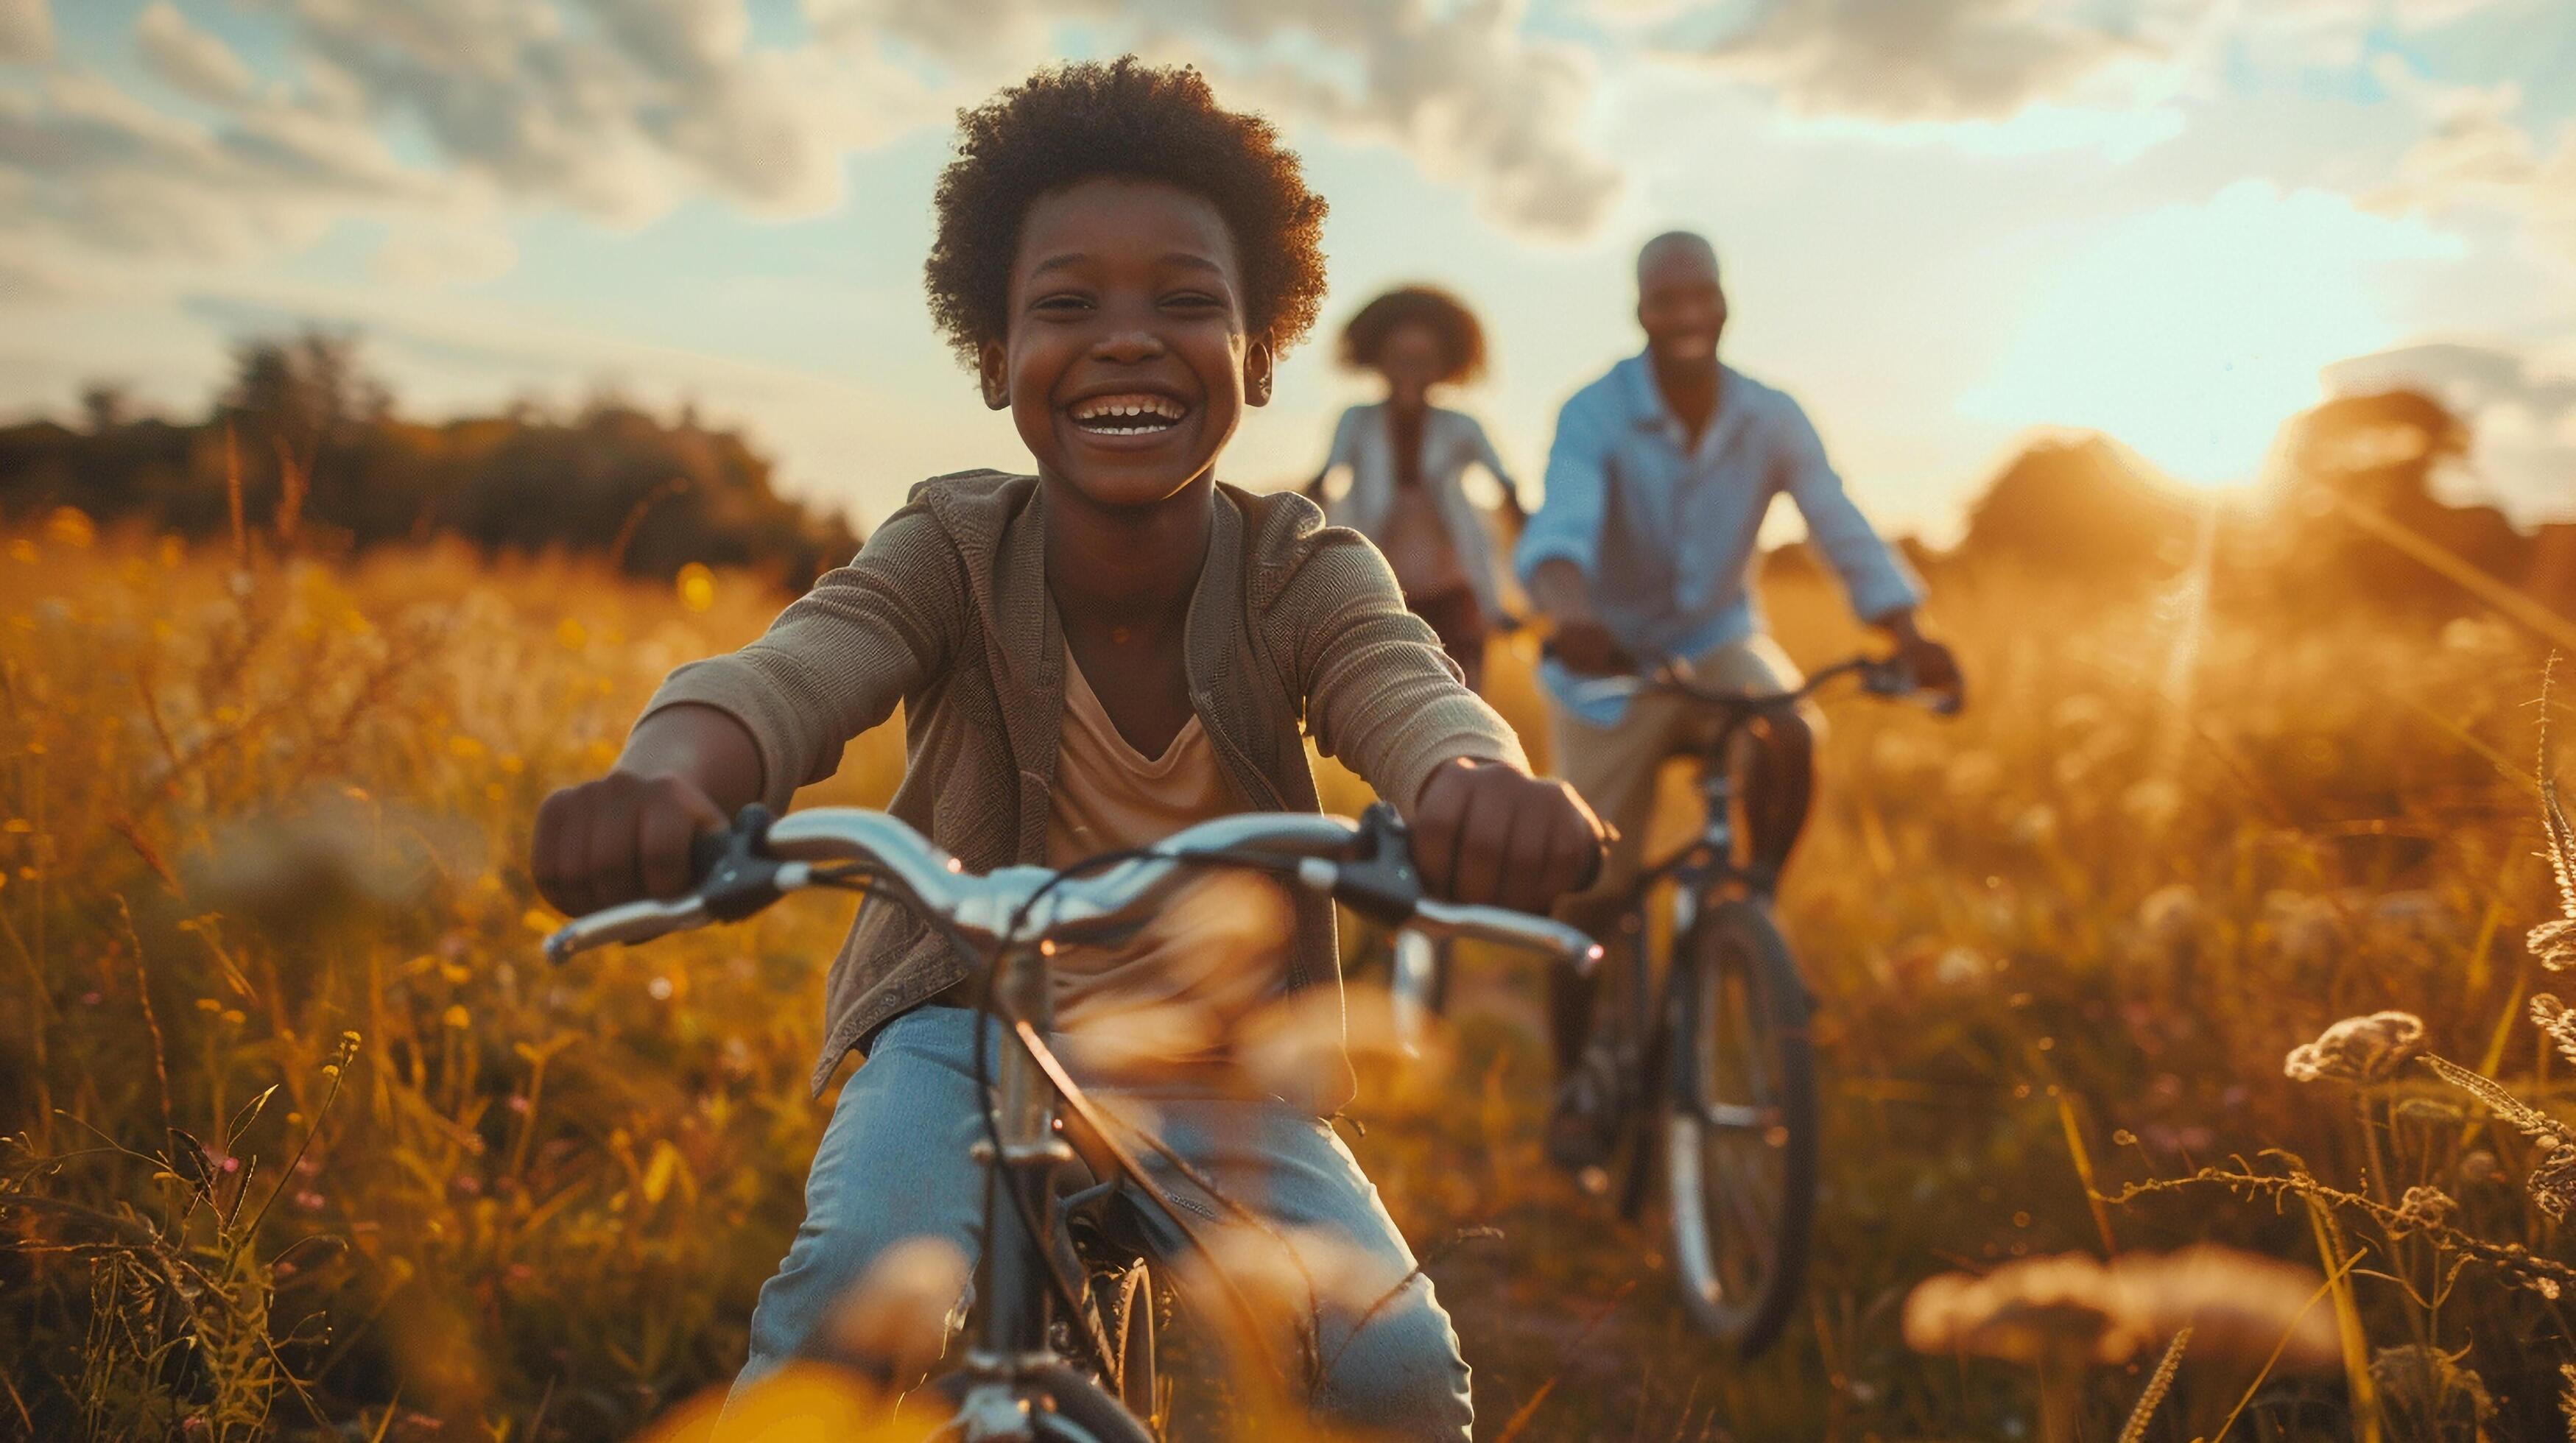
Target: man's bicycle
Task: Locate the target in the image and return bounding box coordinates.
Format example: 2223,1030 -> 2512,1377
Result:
1390,651 -> 1957,1357
546,802 -> 1597,1441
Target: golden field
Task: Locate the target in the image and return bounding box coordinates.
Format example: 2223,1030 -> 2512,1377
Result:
8,504 -> 2576,1442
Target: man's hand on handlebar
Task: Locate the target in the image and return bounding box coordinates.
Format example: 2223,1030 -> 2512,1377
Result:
532,769 -> 727,917
1545,618 -> 1634,678
1410,758 -> 1611,909
1522,558 -> 1631,677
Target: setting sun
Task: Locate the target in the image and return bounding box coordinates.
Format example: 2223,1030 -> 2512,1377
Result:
1964,181 -> 2465,490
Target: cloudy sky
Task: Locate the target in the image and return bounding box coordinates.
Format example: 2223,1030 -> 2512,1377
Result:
1,0 -> 2570,537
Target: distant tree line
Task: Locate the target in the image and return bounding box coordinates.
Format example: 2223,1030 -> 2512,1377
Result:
13,338 -> 2566,627
0,332 -> 862,588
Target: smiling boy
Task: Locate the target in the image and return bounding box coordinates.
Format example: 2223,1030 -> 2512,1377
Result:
530,59 -> 1603,1438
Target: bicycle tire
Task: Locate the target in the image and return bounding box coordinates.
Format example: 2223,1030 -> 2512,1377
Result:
932,1362 -> 1157,1442
1661,897 -> 1817,1355
1099,1262 -> 1158,1426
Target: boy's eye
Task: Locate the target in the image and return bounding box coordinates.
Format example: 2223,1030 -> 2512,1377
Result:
1031,293 -> 1091,314
1161,290 -> 1225,311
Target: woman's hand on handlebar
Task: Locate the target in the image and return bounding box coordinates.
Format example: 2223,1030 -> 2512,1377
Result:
532,769 -> 728,918
1873,608 -> 1966,712
1409,758 -> 1611,909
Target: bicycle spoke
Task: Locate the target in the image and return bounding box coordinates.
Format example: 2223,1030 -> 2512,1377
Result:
1717,1182 -> 1767,1294
1738,1142 -> 1786,1227
1714,1146 -> 1776,1247
1725,974 -> 1771,1101
1700,973 -> 1759,1109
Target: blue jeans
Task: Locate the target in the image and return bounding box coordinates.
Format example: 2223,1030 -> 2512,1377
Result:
733,1006 -> 1474,1440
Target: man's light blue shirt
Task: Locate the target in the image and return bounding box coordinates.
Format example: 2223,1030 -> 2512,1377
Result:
1514,354 -> 1924,725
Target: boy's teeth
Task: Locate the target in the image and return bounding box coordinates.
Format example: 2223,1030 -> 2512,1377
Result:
1074,396 -> 1180,420
1070,395 -> 1185,432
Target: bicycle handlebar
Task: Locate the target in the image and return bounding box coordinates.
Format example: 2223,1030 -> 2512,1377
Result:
543,803 -> 1603,975
1559,649 -> 1963,716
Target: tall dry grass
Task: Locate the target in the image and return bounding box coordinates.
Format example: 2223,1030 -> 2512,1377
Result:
1,517 -> 897,1439
5,504 -> 2576,1439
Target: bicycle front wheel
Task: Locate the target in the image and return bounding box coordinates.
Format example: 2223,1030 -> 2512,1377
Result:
935,1362 -> 1157,1442
1662,897 -> 1817,1355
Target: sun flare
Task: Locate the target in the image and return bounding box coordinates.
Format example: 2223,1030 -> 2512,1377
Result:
1963,182 -> 2465,491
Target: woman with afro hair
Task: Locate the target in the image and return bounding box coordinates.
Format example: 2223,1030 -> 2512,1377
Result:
531,57 -> 1607,1442
1305,286 -> 1528,691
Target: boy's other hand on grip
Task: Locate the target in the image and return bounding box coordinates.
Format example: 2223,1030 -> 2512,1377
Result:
1410,758 -> 1612,909
532,771 -> 728,918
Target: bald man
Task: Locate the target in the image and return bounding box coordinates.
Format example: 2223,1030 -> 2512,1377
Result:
1515,231 -> 1962,1171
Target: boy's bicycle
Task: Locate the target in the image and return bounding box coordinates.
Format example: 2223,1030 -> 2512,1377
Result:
546,801 -> 1597,1442
1390,650 -> 1957,1357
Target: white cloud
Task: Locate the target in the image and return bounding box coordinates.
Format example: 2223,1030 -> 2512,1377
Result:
0,64 -> 465,300
1636,0 -> 2160,123
1196,0 -> 1622,239
1623,0 -> 2527,126
136,3 -> 260,108
2365,57 -> 2576,268
814,0 -> 1625,239
583,0 -> 752,80
0,0 -> 945,299
0,0 -> 48,66
1772,97 -> 2186,159
2368,63 -> 2535,202
173,0 -> 1624,244
371,217 -> 520,287
261,0 -> 927,225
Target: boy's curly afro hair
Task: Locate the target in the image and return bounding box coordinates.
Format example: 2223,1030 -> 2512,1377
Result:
1337,285 -> 1488,386
924,57 -> 1329,366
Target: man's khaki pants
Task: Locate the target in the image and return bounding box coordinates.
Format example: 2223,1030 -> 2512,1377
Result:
1547,633 -> 1807,915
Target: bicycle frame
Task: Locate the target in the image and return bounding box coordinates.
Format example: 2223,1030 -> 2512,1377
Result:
1613,711 -> 1765,1174
1565,659 -> 1890,1213
963,936 -> 1077,1391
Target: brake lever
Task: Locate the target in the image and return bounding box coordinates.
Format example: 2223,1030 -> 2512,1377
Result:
1321,802 -> 1427,927
695,804 -> 785,921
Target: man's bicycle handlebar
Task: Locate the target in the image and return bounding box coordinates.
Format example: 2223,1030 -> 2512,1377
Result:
544,802 -> 1605,974
1552,646 -> 1965,717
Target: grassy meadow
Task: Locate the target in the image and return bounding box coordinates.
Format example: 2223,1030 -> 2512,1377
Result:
8,497 -> 2576,1441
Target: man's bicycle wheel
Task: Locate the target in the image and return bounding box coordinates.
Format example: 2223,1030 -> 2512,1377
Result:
1661,897 -> 1817,1355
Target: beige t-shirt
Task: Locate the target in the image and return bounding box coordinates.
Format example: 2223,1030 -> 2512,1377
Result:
1045,647 -> 1291,1068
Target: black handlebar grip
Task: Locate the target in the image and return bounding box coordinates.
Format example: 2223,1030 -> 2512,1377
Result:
689,829 -> 733,886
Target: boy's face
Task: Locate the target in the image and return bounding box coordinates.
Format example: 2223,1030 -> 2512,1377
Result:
982,176 -> 1272,509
